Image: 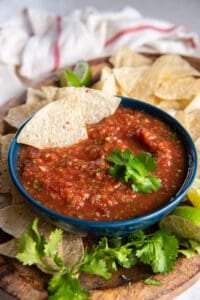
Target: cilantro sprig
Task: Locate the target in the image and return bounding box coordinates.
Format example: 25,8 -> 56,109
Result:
106,148 -> 162,193
16,218 -> 191,300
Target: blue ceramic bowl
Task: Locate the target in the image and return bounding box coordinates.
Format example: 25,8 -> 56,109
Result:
8,97 -> 197,237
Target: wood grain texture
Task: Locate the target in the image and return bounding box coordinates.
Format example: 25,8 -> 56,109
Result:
1,54 -> 200,300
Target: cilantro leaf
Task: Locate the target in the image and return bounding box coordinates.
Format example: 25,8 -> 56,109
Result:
80,237 -> 137,279
48,273 -> 89,300
179,239 -> 200,257
131,176 -> 162,193
134,230 -> 178,273
16,218 -> 44,266
106,148 -> 162,193
16,219 -> 64,273
106,148 -> 132,165
44,228 -> 63,257
80,253 -> 112,279
144,277 -> 162,286
16,234 -> 43,266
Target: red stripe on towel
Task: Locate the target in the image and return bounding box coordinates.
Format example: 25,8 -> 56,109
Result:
52,15 -> 62,72
104,24 -> 178,47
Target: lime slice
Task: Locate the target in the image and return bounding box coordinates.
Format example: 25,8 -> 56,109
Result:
187,178 -> 200,208
159,205 -> 200,241
73,61 -> 92,86
59,70 -> 81,87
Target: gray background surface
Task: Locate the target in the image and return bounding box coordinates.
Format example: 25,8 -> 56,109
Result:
0,0 -> 199,38
0,0 -> 200,299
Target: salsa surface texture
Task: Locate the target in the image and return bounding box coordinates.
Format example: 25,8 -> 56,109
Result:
19,107 -> 187,221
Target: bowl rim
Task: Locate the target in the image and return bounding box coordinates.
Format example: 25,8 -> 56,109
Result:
8,96 -> 198,228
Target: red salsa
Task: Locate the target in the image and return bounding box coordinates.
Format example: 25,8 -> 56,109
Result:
18,107 -> 187,221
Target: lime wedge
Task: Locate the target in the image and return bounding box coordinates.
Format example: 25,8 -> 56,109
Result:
59,70 -> 81,87
172,205 -> 200,224
159,206 -> 200,241
187,178 -> 200,209
73,61 -> 92,86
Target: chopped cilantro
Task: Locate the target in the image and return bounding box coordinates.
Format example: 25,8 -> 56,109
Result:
144,277 -> 162,286
171,131 -> 178,140
178,238 -> 200,258
106,148 -> 162,193
129,230 -> 179,273
48,273 -> 89,300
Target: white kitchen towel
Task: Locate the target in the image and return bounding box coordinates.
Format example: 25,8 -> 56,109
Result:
0,6 -> 199,105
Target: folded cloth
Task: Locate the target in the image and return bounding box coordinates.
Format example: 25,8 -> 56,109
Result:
0,6 -> 200,105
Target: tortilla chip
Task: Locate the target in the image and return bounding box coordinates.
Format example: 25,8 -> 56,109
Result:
113,66 -> 150,96
0,202 -> 84,269
61,87 -> 121,124
92,80 -> 103,91
0,160 -> 12,193
109,47 -> 152,67
123,66 -> 154,101
100,67 -> 119,96
0,238 -> 17,258
134,55 -> 200,101
174,110 -> 187,126
158,99 -> 191,111
0,202 -> 37,237
184,110 -> 200,141
185,93 -> 200,113
17,97 -> 88,149
62,232 -> 84,267
0,133 -> 14,160
4,100 -> 50,129
26,88 -> 45,104
155,77 -> 198,101
41,87 -> 121,125
41,86 -> 58,101
11,186 -> 26,204
99,66 -> 113,81
175,109 -> 200,142
152,55 -> 200,81
92,67 -> 120,97
0,193 -> 12,208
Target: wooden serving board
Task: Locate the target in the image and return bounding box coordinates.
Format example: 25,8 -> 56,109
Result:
1,54 -> 200,300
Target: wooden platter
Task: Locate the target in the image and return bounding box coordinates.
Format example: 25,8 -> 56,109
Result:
0,54 -> 200,300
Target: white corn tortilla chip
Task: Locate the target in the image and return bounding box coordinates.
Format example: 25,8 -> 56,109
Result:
155,77 -> 198,101
42,87 -> 121,125
109,47 -> 152,67
113,66 -> 150,96
94,67 -> 119,96
0,239 -> 17,258
0,202 -> 84,268
0,202 -> 38,237
4,100 -> 50,129
26,88 -> 45,105
184,109 -> 200,141
17,96 -> 88,149
185,93 -> 200,113
0,160 -> 13,193
11,186 -> 27,204
41,86 -> 58,101
0,134 -> 14,160
0,193 -> 12,208
76,87 -> 121,124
